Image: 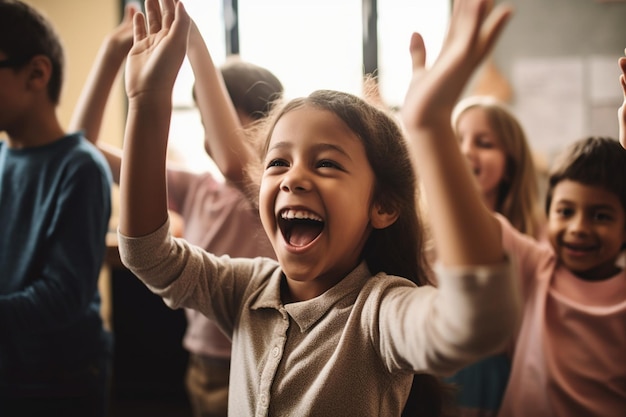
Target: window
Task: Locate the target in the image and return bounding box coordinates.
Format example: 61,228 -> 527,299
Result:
168,0 -> 450,173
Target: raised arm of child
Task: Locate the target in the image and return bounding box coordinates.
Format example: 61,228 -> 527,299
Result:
187,20 -> 252,186
617,48 -> 626,148
401,0 -> 513,267
119,0 -> 190,237
69,3 -> 137,183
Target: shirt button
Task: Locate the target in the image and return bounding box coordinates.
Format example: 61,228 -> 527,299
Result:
261,394 -> 268,406
272,346 -> 280,357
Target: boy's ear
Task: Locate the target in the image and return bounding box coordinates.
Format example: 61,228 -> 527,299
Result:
370,202 -> 400,229
25,55 -> 52,92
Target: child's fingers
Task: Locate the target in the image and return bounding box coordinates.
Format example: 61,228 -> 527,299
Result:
123,2 -> 138,22
447,0 -> 486,46
145,0 -> 162,34
170,1 -> 190,41
478,4 -> 513,61
409,32 -> 426,72
133,11 -> 147,43
619,57 -> 626,97
161,0 -> 177,30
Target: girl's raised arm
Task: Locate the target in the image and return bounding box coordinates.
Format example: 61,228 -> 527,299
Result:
617,48 -> 626,148
187,21 -> 252,186
69,3 -> 137,183
402,0 -> 513,266
119,0 -> 190,237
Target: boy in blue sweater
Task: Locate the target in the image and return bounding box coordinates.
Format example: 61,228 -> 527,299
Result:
0,1 -> 113,416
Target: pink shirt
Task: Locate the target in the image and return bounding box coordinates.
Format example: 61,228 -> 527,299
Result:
167,168 -> 275,359
497,215 -> 626,417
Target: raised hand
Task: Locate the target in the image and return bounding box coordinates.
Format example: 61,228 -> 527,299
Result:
106,2 -> 138,55
401,0 -> 512,132
619,48 -> 626,148
400,0 -> 513,267
69,1 -> 140,173
119,0 -> 190,237
125,0 -> 190,101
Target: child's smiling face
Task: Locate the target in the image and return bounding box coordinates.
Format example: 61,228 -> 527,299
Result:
548,179 -> 626,280
259,105 -> 382,302
456,107 -> 508,211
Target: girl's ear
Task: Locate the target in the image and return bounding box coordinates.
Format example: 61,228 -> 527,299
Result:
370,203 -> 400,229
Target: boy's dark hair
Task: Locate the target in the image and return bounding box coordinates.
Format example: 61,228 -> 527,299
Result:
192,56 -> 284,120
221,57 -> 284,120
546,136 -> 626,214
0,0 -> 65,104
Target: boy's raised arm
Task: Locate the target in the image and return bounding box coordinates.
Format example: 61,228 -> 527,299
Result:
617,48 -> 626,148
187,20 -> 252,186
119,0 -> 190,237
69,3 -> 137,183
401,0 -> 513,266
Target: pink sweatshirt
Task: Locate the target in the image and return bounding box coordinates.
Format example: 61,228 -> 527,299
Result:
497,215 -> 626,417
167,168 -> 275,359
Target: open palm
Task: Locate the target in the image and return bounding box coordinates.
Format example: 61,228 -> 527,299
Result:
401,0 -> 512,132
125,0 -> 190,100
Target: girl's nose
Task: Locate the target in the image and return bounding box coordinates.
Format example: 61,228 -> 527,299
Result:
459,138 -> 474,157
280,165 -> 311,193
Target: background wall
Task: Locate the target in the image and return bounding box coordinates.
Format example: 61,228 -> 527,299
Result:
21,0 -> 626,165
24,0 -> 125,148
487,0 -> 626,163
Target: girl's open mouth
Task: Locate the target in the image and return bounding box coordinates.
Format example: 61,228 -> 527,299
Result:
278,209 -> 324,247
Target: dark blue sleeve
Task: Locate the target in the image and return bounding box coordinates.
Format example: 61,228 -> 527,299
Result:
0,153 -> 112,337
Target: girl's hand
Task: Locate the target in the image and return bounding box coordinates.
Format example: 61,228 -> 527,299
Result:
618,48 -> 626,149
401,0 -> 512,132
125,0 -> 190,101
106,3 -> 138,55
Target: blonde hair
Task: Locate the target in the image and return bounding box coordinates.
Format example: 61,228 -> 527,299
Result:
453,96 -> 544,238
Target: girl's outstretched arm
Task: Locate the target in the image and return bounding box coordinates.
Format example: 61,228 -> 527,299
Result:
402,0 -> 513,266
617,48 -> 626,148
119,0 -> 190,237
69,3 -> 137,183
187,20 -> 252,186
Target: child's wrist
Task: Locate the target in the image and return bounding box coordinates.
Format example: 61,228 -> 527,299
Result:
103,36 -> 132,60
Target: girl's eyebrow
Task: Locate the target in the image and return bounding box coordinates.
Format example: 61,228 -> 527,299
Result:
266,141 -> 291,153
267,141 -> 353,161
313,142 -> 352,160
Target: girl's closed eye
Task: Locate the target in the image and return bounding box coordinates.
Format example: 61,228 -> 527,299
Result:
476,136 -> 496,149
266,158 -> 289,169
317,159 -> 345,171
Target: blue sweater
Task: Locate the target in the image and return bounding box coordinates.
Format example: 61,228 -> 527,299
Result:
0,134 -> 112,386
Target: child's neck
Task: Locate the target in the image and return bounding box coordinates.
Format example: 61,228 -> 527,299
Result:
6,111 -> 65,149
569,263 -> 623,282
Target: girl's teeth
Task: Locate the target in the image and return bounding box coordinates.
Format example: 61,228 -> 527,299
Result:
282,209 -> 321,221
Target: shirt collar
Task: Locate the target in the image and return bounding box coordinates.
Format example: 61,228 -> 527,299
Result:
250,261 -> 372,332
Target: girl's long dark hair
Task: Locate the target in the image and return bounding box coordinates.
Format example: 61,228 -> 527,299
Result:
249,89 -> 454,417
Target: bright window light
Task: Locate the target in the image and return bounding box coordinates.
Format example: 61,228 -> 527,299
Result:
378,0 -> 450,107
169,0 -> 450,172
238,0 -> 363,100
